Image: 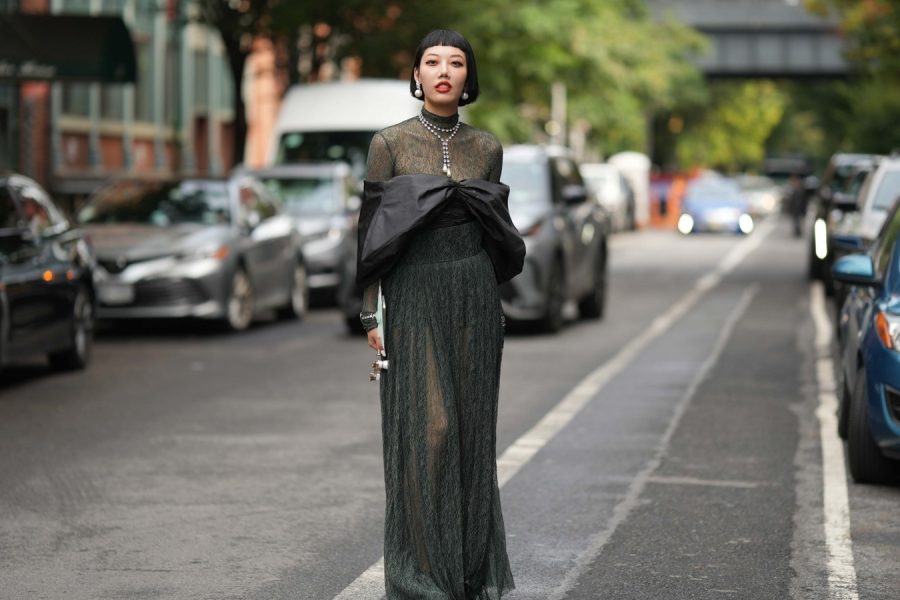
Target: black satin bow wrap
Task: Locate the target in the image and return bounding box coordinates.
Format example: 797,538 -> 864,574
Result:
356,175 -> 526,289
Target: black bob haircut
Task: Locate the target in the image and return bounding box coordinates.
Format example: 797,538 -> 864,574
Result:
409,29 -> 479,107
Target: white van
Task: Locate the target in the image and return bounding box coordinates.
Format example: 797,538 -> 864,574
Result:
266,79 -> 421,176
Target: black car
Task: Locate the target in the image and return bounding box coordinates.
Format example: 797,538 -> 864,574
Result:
808,153 -> 881,292
0,174 -> 96,371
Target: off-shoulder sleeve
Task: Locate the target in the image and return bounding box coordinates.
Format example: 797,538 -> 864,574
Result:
366,132 -> 394,183
487,137 -> 503,183
360,132 -> 394,331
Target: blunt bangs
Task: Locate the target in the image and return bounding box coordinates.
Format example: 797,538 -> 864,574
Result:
409,29 -> 480,106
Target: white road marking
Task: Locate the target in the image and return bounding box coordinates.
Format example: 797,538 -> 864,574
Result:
333,221 -> 774,600
810,282 -> 860,600
547,284 -> 759,600
646,475 -> 764,489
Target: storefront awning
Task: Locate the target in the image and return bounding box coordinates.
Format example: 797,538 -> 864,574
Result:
0,14 -> 137,83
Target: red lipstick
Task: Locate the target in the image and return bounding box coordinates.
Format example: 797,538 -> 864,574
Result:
435,82 -> 452,93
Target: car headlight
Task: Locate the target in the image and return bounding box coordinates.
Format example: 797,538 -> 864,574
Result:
182,244 -> 230,261
814,219 -> 828,259
875,310 -> 900,351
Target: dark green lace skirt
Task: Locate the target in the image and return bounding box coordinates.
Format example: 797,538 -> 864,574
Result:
380,220 -> 515,600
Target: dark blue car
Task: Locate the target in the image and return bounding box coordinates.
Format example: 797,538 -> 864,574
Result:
833,201 -> 900,483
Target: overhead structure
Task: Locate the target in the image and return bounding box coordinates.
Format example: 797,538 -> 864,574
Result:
646,0 -> 849,78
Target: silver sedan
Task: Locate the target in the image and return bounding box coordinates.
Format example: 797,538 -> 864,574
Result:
79,176 -> 308,331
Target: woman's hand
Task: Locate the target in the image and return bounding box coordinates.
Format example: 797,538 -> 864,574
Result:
367,329 -> 384,352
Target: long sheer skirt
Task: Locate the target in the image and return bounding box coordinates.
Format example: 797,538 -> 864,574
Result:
380,220 -> 515,600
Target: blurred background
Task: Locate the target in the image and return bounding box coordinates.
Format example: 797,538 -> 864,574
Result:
0,0 -> 897,214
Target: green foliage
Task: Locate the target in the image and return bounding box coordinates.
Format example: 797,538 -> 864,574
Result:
265,0 -> 706,158
801,0 -> 900,156
450,0 -> 707,155
675,81 -> 787,172
840,77 -> 900,153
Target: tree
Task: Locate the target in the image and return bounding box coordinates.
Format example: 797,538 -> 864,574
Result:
197,0 -> 274,167
675,81 -> 787,172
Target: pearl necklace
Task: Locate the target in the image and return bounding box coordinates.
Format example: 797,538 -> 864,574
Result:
418,114 -> 460,178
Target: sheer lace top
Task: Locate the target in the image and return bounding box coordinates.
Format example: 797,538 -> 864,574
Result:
360,108 -> 504,325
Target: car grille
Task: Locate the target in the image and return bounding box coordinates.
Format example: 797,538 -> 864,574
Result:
98,255 -> 169,275
134,279 -> 208,306
885,385 -> 900,424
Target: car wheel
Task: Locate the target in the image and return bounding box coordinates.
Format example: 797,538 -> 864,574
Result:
48,285 -> 94,371
225,268 -> 254,332
537,259 -> 565,333
847,366 -> 899,484
277,261 -> 309,320
578,251 -> 606,320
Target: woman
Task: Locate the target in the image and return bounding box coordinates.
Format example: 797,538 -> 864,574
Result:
357,29 -> 523,600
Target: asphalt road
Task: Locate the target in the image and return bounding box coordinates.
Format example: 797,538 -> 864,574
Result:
1,217 -> 898,600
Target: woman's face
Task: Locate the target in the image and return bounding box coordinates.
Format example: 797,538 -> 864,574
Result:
415,45 -> 467,113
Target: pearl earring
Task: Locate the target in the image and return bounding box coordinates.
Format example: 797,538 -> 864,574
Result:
462,91 -> 469,101
414,82 -> 423,98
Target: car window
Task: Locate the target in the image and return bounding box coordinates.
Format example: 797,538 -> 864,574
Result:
0,186 -> 18,229
502,159 -> 551,210
79,180 -> 231,225
844,169 -> 870,199
14,184 -> 65,235
262,176 -> 338,216
872,205 -> 900,278
238,185 -> 277,225
872,170 -> 900,211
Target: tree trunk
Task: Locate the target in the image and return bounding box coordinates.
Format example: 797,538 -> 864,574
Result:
224,43 -> 248,169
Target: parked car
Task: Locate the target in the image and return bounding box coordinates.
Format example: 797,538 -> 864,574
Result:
248,162 -> 361,304
736,174 -> 781,217
0,173 -> 96,371
833,201 -> 900,483
78,175 -> 307,331
808,153 -> 882,288
828,156 -> 900,308
500,145 -> 610,332
677,179 -> 754,235
580,162 -> 635,231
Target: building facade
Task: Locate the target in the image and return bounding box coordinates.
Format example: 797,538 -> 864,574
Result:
0,0 -> 236,211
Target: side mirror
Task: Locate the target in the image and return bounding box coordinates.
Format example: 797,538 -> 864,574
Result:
832,191 -> 859,211
832,254 -> 879,287
561,184 -> 588,205
831,234 -> 865,254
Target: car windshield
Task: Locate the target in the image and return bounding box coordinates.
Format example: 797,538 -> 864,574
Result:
872,170 -> 900,211
685,183 -> 743,204
502,160 -> 550,209
583,172 -> 617,195
276,131 -> 371,178
261,176 -> 338,216
78,180 -> 231,226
